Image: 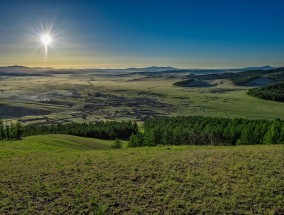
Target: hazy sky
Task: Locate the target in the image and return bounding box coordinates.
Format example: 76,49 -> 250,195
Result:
0,0 -> 284,68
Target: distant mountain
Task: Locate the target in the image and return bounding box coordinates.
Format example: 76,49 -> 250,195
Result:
124,66 -> 178,72
6,65 -> 29,69
86,66 -> 180,75
0,65 -> 276,75
0,65 -> 54,70
239,66 -> 275,71
0,65 -> 54,73
123,66 -> 275,74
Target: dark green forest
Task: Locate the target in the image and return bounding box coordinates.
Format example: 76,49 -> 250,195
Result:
129,116 -> 284,147
248,83 -> 284,102
173,79 -> 194,87
2,116 -> 284,146
0,120 -> 138,141
230,75 -> 260,85
0,120 -> 23,141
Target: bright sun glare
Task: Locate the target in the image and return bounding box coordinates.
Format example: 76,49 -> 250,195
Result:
41,34 -> 52,46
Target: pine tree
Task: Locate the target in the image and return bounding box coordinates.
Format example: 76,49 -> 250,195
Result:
9,122 -> 16,139
133,122 -> 139,134
0,120 -> 4,140
5,121 -> 10,140
15,120 -> 23,139
129,133 -> 144,147
263,120 -> 282,144
143,130 -> 156,146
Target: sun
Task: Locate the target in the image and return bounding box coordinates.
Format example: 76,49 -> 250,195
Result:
41,34 -> 52,46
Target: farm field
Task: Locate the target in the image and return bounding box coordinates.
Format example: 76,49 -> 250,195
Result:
0,135 -> 283,214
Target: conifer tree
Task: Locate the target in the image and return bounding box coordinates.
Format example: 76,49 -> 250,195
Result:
15,120 -> 23,139
0,120 -> 4,140
5,121 -> 10,140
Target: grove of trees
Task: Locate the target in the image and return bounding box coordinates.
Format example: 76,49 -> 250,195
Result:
0,120 -> 138,141
248,83 -> 284,102
173,79 -> 194,87
231,75 -> 260,85
129,116 -> 284,147
2,116 -> 284,147
0,120 -> 23,140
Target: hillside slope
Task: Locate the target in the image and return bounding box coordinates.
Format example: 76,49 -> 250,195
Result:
0,134 -> 112,153
0,136 -> 283,214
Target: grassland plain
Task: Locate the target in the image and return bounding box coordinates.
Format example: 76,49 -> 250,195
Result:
2,72 -> 284,125
0,135 -> 283,214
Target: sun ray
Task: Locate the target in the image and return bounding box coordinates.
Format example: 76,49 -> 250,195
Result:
41,34 -> 52,46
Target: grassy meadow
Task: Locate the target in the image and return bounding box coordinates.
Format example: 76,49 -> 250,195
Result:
1,69 -> 284,214
0,135 -> 283,214
1,72 -> 284,125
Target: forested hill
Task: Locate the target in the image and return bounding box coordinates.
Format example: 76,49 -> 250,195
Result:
173,67 -> 284,87
229,67 -> 284,85
248,83 -> 284,102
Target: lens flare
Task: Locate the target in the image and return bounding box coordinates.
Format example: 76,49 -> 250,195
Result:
41,34 -> 52,45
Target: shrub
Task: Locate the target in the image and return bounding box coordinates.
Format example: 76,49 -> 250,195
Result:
111,139 -> 122,149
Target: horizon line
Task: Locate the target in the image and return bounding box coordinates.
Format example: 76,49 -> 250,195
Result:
0,64 -> 277,71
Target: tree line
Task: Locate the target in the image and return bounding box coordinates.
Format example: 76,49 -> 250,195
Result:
173,79 -> 194,87
2,116 -> 284,146
247,83 -> 284,102
0,120 -> 138,141
0,120 -> 23,141
129,116 -> 284,147
230,75 -> 261,86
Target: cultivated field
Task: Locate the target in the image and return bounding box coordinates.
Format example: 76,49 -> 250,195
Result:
0,135 -> 283,214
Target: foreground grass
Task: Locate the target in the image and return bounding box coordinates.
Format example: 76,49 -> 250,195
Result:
0,135 -> 283,214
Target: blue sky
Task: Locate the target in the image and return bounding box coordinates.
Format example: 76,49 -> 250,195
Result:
0,0 -> 283,68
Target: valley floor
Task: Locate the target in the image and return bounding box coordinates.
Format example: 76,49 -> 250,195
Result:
0,135 -> 283,214
2,70 -> 284,126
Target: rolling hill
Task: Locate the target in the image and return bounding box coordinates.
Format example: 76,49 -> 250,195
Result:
0,135 -> 283,214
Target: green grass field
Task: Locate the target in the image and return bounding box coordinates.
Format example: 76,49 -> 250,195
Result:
0,135 -> 283,214
2,72 -> 284,125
